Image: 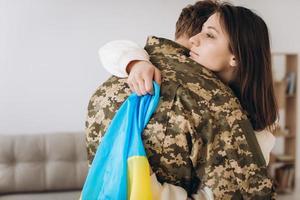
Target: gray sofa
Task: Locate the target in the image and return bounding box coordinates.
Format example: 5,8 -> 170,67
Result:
0,132 -> 89,200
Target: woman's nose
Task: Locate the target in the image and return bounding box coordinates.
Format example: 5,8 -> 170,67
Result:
189,34 -> 200,47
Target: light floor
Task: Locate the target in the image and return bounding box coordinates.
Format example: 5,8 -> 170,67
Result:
277,180 -> 299,200
278,193 -> 299,200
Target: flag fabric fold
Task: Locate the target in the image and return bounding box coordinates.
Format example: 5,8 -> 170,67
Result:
81,82 -> 160,200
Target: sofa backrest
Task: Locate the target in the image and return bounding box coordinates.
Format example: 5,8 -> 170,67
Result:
0,132 -> 88,194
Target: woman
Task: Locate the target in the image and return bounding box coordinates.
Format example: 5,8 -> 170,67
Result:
98,2 -> 277,199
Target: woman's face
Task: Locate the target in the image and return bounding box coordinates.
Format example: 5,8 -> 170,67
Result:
189,13 -> 236,82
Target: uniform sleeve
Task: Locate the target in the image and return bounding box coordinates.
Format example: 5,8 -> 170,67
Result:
98,40 -> 150,77
223,118 -> 276,199
181,87 -> 275,199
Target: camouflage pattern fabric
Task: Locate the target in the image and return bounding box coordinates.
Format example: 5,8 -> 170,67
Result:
86,36 -> 276,199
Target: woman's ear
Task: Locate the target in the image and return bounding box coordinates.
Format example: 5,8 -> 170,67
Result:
229,56 -> 237,68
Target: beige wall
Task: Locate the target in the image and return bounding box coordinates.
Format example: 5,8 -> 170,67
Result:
0,0 -> 194,134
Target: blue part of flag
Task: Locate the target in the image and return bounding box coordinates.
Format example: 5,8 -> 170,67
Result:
82,82 -> 160,200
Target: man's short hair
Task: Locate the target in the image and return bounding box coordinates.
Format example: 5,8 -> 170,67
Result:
175,0 -> 218,39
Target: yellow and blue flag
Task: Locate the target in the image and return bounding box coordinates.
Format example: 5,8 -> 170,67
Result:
81,82 -> 160,200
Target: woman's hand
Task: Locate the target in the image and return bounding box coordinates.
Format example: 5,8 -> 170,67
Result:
126,60 -> 161,96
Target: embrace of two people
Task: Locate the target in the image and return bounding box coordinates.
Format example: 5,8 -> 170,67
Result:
85,0 -> 278,199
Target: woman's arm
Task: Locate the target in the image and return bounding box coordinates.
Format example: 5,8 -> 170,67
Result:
98,40 -> 161,95
99,40 -> 150,77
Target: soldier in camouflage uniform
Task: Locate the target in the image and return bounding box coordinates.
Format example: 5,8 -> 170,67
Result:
86,36 -> 275,199
86,2 -> 277,199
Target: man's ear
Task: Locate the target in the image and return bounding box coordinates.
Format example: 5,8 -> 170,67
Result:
229,56 -> 237,68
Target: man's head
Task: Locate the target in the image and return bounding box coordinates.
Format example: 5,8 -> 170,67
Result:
175,0 -> 218,48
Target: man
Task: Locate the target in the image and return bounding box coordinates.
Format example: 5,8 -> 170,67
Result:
86,1 -> 275,199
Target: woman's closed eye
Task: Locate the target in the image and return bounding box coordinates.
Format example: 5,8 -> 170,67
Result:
206,32 -> 215,39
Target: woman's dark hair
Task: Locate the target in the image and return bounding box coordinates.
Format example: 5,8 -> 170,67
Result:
216,4 -> 278,131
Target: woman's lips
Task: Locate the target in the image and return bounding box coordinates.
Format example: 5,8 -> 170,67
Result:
189,50 -> 199,58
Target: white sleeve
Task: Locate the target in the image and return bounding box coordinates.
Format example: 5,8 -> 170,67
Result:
98,40 -> 150,78
254,129 -> 276,165
191,187 -> 214,200
150,173 -> 188,200
151,173 -> 213,200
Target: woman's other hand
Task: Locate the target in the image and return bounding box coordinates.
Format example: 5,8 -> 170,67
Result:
126,60 -> 161,96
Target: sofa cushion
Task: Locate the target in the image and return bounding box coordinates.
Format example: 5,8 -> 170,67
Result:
0,132 -> 88,194
0,190 -> 81,200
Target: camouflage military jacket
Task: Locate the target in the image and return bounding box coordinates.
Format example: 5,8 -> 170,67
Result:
86,36 -> 276,199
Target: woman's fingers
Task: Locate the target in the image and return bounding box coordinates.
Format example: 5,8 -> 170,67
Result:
154,68 -> 162,85
127,81 -> 135,93
136,77 -> 147,95
131,78 -> 143,96
128,76 -> 140,95
126,60 -> 162,95
129,77 -> 151,96
144,74 -> 153,94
